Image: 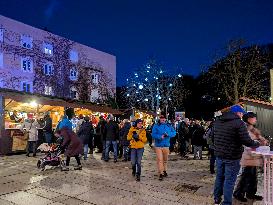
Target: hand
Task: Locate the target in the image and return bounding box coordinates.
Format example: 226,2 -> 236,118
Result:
133,134 -> 139,141
132,131 -> 137,135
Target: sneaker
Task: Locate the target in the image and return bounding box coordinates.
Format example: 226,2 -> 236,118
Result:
233,194 -> 247,202
74,165 -> 82,170
136,174 -> 140,181
159,174 -> 163,181
214,199 -> 221,205
246,195 -> 263,201
163,171 -> 168,177
114,159 -> 118,163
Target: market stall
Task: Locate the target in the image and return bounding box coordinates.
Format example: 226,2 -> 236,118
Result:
0,88 -> 121,155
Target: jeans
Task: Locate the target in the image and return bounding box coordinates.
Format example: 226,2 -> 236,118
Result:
155,147 -> 169,174
214,157 -> 241,205
131,148 -> 144,175
83,144 -> 89,159
193,145 -> 202,159
26,141 -> 37,155
44,132 -> 52,144
105,141 -> 118,160
234,166 -> 258,198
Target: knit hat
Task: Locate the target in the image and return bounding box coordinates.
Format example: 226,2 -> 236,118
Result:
135,119 -> 143,125
230,105 -> 247,114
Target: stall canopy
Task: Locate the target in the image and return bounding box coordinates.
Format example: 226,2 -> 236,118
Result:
0,88 -> 122,115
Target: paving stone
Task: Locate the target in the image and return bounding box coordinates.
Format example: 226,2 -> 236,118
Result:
0,191 -> 53,205
0,198 -> 15,205
26,187 -> 62,199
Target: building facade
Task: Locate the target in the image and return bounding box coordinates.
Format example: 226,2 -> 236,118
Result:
0,15 -> 116,103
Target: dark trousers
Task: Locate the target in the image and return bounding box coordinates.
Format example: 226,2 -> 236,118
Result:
234,166 -> 258,198
179,139 -> 187,156
66,155 -> 81,166
209,148 -> 216,173
26,141 -> 37,155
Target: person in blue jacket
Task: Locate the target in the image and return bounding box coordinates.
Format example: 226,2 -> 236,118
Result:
152,115 -> 176,180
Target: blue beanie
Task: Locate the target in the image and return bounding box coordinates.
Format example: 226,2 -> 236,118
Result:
230,105 -> 246,114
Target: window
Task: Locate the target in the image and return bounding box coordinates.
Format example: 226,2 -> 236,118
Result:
43,42 -> 53,55
0,52 -> 3,68
21,57 -> 33,72
44,86 -> 53,95
21,82 -> 33,93
70,87 -> 78,99
91,73 -> 100,84
69,50 -> 78,62
69,68 -> 78,80
21,35 -> 33,49
0,28 -> 3,42
90,89 -> 99,102
43,63 -> 54,75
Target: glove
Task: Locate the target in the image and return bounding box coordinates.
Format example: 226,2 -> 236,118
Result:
133,134 -> 139,141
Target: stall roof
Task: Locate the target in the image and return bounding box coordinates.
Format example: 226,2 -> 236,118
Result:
239,97 -> 273,110
0,88 -> 122,115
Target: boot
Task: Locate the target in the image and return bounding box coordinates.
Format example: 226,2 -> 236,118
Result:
136,174 -> 140,182
233,194 -> 247,202
246,194 -> 263,201
132,166 -> 136,176
74,165 -> 82,170
159,174 -> 163,181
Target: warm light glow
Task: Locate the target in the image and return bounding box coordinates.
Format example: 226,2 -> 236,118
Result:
30,101 -> 37,107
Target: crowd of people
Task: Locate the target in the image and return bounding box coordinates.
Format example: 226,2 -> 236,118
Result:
19,105 -> 268,205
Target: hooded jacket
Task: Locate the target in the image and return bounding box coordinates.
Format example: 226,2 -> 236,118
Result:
127,126 -> 147,149
212,112 -> 260,160
152,123 -> 176,147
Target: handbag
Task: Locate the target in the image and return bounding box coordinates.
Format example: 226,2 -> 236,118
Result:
23,122 -> 32,140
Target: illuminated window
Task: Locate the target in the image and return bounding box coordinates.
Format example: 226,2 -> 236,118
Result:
21,35 -> 33,49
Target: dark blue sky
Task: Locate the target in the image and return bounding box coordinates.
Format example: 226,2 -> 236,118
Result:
1,0 -> 273,85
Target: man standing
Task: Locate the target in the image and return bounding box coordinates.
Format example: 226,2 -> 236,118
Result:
213,105 -> 260,205
152,115 -> 176,180
104,115 -> 119,162
177,118 -> 190,158
43,112 -> 53,144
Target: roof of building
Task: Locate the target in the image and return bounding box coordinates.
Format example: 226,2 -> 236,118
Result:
0,88 -> 121,115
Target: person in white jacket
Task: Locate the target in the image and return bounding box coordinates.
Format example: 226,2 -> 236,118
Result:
21,116 -> 40,157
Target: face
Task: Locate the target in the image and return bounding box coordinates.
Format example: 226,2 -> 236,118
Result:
248,117 -> 257,125
236,112 -> 244,119
160,118 -> 166,124
137,121 -> 143,128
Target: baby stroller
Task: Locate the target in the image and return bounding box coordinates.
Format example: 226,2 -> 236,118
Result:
37,137 -> 65,171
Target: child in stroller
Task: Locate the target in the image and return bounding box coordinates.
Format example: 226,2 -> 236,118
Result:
37,137 -> 66,171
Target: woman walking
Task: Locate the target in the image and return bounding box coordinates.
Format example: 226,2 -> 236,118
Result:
152,115 -> 176,180
127,119 -> 147,181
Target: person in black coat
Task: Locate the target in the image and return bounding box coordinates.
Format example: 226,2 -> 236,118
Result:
191,120 -> 205,160
103,115 -> 119,162
119,119 -> 131,161
77,116 -> 94,160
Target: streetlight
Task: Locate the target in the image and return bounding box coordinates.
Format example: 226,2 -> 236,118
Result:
178,74 -> 182,78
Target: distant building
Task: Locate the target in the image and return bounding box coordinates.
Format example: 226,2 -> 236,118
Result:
0,15 -> 116,103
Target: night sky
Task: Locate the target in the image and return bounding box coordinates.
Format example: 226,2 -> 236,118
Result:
1,0 -> 273,85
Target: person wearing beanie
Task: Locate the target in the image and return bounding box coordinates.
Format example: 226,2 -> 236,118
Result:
212,105 -> 260,205
77,116 -> 94,160
233,112 -> 267,202
152,115 -> 176,181
127,119 -> 147,181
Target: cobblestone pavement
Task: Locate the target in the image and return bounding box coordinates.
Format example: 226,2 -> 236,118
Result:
0,146 -> 264,205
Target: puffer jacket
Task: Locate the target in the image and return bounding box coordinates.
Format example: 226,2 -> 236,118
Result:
127,126 -> 147,149
212,112 -> 260,160
77,121 -> 94,145
241,124 -> 268,167
152,123 -> 176,147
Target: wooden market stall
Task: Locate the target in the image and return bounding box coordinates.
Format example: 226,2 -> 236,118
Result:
0,88 -> 121,155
